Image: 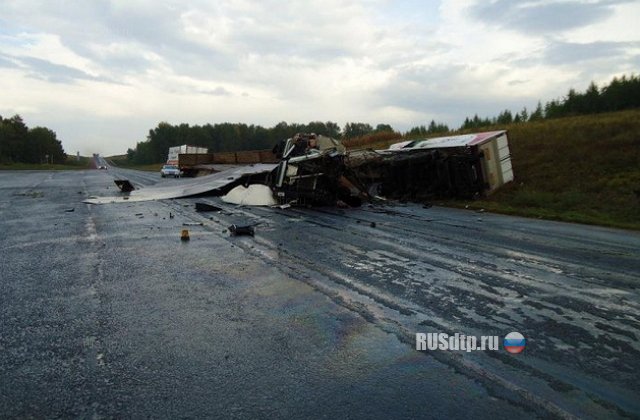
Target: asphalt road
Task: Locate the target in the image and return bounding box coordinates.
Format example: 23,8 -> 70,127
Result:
1,168 -> 639,419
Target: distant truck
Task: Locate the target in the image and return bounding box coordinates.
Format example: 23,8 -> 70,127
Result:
166,145 -> 278,177
166,145 -> 214,177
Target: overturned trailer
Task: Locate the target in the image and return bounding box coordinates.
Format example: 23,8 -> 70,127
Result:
349,130 -> 514,201
270,131 -> 514,206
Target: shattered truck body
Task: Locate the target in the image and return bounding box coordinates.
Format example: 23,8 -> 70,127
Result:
271,133 -> 365,207
89,131 -> 513,207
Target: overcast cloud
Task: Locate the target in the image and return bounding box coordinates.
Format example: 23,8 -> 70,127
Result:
0,0 -> 638,155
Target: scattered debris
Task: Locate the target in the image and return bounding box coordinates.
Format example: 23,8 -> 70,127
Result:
228,224 -> 255,237
195,202 -> 223,212
114,180 -> 135,192
273,203 -> 291,210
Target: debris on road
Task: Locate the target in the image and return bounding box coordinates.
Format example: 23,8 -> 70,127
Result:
114,179 -> 135,192
195,202 -> 223,212
180,229 -> 190,241
228,224 -> 255,237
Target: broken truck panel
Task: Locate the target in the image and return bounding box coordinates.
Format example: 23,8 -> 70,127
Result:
84,164 -> 277,204
114,179 -> 135,192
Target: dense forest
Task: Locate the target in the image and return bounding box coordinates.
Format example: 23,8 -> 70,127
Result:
126,74 -> 639,164
0,115 -> 66,164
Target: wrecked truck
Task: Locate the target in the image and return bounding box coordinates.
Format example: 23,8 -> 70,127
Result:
271,133 -> 366,207
89,131 -> 513,207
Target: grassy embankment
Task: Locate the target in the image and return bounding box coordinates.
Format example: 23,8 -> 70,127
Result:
348,110 -> 640,230
0,156 -> 92,170
108,155 -> 163,172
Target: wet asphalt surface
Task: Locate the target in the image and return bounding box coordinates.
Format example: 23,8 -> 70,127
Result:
1,168 -> 639,419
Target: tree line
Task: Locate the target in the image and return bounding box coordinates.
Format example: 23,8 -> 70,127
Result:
126,119 -> 452,164
460,74 -> 640,130
125,73 -> 639,164
0,115 -> 66,164
127,120 -> 409,164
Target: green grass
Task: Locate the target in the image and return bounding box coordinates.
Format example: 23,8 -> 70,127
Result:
108,157 -> 163,172
0,157 -> 91,171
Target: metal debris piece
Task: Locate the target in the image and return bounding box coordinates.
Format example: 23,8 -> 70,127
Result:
228,224 -> 255,237
195,202 -> 223,212
114,179 -> 135,192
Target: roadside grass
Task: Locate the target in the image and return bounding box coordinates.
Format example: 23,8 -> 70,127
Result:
116,163 -> 163,172
0,156 -> 92,171
108,157 -> 163,172
350,110 -> 640,230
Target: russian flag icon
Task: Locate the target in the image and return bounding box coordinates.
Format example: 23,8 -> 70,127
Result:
504,332 -> 526,354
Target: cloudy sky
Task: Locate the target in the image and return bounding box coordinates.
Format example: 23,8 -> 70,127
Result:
1,0 -> 638,156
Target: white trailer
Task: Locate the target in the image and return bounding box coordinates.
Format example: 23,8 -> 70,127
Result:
166,145 -> 209,165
